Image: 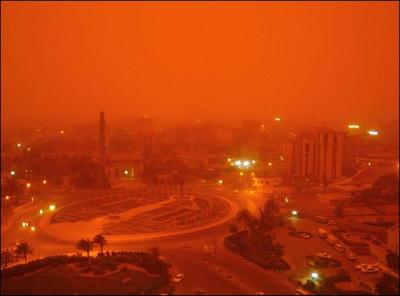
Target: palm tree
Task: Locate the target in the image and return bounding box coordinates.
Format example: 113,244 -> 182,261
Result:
1,248 -> 17,269
237,209 -> 251,232
93,234 -> 107,255
76,239 -> 94,258
15,242 -> 33,264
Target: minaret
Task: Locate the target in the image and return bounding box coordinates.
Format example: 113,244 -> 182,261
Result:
99,111 -> 106,168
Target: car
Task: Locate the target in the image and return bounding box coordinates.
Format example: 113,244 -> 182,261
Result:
314,216 -> 328,224
346,251 -> 357,260
361,267 -> 378,274
295,288 -> 313,295
318,228 -> 328,238
328,220 -> 336,226
355,264 -> 363,270
316,252 -> 332,259
173,273 -> 185,283
297,232 -> 312,239
334,243 -> 345,252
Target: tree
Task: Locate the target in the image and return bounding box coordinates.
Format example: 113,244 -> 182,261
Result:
93,234 -> 107,256
149,247 -> 160,259
237,209 -> 251,232
76,239 -> 94,258
1,249 -> 17,269
15,242 -> 33,264
386,251 -> 399,272
229,225 -> 239,234
375,273 -> 399,295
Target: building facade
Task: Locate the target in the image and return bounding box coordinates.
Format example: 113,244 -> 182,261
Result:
280,129 -> 345,183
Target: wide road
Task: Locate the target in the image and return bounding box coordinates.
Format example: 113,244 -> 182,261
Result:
1,185 -> 296,295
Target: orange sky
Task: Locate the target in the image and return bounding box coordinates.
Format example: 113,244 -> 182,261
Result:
1,1 -> 398,127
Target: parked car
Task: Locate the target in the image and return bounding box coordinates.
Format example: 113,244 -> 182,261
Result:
361,266 -> 379,274
295,288 -> 313,295
314,216 -> 328,224
173,273 -> 185,283
328,220 -> 336,226
298,232 -> 311,239
318,228 -> 328,239
316,252 -> 332,259
346,251 -> 357,260
334,243 -> 345,252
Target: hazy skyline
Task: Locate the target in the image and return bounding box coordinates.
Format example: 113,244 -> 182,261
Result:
1,1 -> 398,128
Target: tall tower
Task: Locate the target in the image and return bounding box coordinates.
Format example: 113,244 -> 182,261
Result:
99,111 -> 106,168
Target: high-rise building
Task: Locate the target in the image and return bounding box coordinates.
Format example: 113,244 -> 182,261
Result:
99,111 -> 107,168
280,129 -> 345,182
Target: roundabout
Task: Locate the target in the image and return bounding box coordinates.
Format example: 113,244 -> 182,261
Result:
38,191 -> 239,243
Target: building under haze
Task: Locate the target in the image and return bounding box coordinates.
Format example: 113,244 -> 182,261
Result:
280,129 -> 345,183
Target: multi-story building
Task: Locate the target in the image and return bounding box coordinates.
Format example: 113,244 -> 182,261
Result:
280,129 -> 345,183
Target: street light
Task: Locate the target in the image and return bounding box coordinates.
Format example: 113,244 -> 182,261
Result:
39,209 -> 44,215
311,272 -> 319,280
240,172 -> 244,176
275,117 -> 281,122
30,226 -> 36,232
49,204 -> 56,212
5,195 -> 10,200
42,180 -> 47,184
243,160 -> 250,167
367,130 -> 378,136
291,210 -> 298,217
348,124 -> 360,129
124,170 -> 129,175
268,162 -> 272,167
10,171 -> 16,176
17,143 -> 22,148
218,179 -> 223,185
26,183 -> 31,188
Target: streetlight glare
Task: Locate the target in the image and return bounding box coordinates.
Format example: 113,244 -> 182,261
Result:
268,162 -> 272,166
235,160 -> 242,166
5,195 -> 10,200
10,171 -> 16,176
367,130 -> 378,136
31,226 -> 36,231
42,180 -> 47,184
291,210 -> 298,216
17,143 -> 22,147
348,124 -> 360,129
311,272 -> 319,280
218,179 -> 223,185
240,172 -> 244,176
275,117 -> 281,121
49,204 -> 56,211
26,183 -> 31,188
39,209 -> 44,215
124,170 -> 129,175
243,160 -> 250,167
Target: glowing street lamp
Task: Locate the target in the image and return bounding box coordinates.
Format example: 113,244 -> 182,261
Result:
275,117 -> 281,122
60,130 -> 65,134
268,162 -> 272,167
49,204 -> 56,212
5,195 -> 10,200
39,209 -> 44,215
22,222 -> 28,228
42,180 -> 47,184
291,210 -> 298,217
10,171 -> 16,176
235,160 -> 242,166
243,160 -> 250,167
311,272 -> 319,280
227,158 -> 232,162
240,172 -> 244,176
218,179 -> 223,185
348,124 -> 360,129
367,130 -> 378,136
124,170 -> 129,175
26,183 -> 31,188
17,143 -> 22,148
27,147 -> 31,151
252,160 -> 256,164
30,226 -> 36,232
285,197 -> 289,204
